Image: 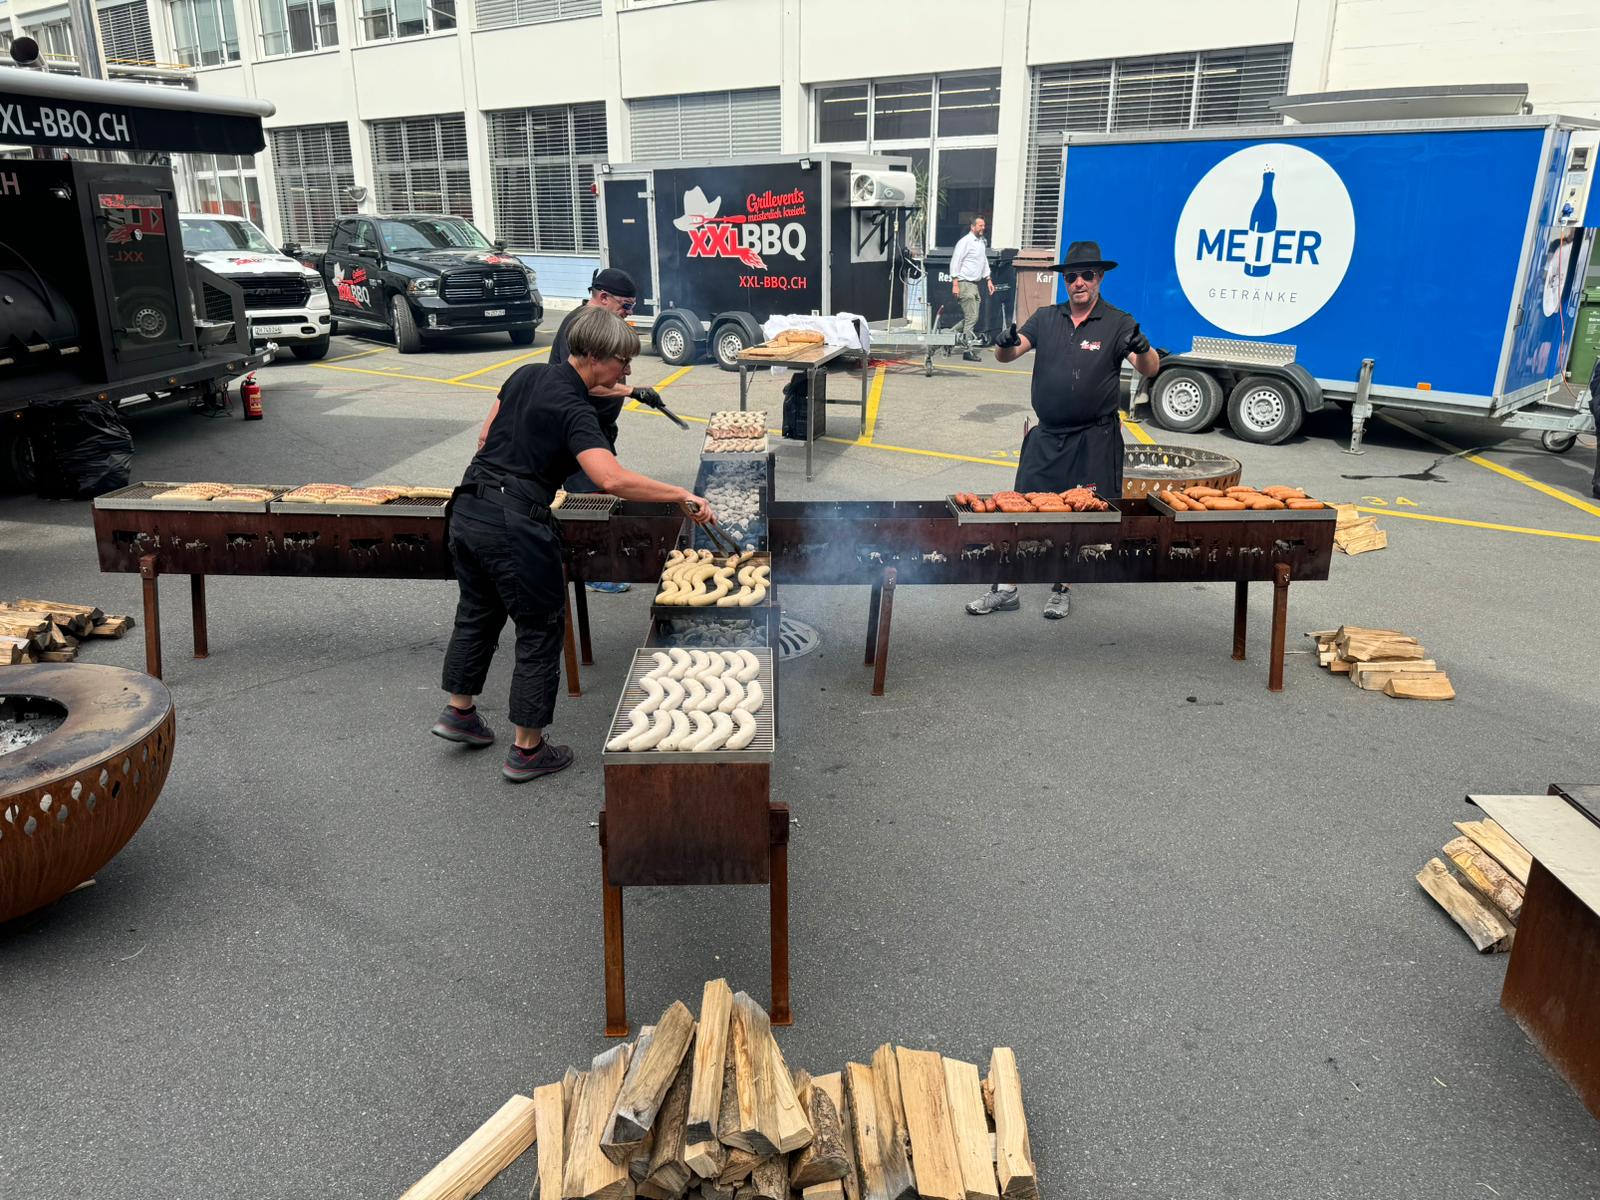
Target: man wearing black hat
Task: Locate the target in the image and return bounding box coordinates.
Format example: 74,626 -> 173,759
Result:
967,241 -> 1161,619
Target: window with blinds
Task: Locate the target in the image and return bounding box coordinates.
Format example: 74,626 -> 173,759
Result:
370,115 -> 472,217
270,123 -> 357,248
1021,44 -> 1290,250
169,0 -> 242,66
485,102 -> 606,252
629,89 -> 780,161
98,2 -> 156,65
476,0 -> 599,31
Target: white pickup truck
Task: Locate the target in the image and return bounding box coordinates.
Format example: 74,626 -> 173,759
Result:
177,213 -> 333,360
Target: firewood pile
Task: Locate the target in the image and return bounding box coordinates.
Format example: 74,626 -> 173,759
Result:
1306,626 -> 1454,700
1332,504 -> 1387,555
1416,817 -> 1532,953
0,599 -> 133,665
400,980 -> 1040,1200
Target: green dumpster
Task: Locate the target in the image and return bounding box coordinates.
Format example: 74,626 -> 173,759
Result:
1570,285 -> 1600,387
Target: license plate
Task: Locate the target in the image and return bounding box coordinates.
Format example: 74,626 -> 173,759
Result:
483,308 -> 506,318
254,324 -> 287,338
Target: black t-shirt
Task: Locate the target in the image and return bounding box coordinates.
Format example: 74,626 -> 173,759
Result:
549,302 -> 623,448
464,361 -> 610,499
1018,299 -> 1141,430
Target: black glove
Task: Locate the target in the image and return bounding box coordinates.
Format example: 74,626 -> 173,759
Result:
1126,324 -> 1151,356
630,386 -> 663,409
995,322 -> 1021,349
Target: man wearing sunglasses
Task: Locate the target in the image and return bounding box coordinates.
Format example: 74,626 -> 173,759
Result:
966,240 -> 1161,619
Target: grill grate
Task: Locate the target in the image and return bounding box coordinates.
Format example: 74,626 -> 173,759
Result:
602,648 -> 775,763
553,493 -> 618,521
94,482 -> 290,514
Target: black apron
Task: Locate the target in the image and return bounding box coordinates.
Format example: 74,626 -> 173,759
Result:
1013,413 -> 1122,497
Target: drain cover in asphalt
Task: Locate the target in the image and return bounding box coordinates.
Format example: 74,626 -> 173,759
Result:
778,617 -> 821,661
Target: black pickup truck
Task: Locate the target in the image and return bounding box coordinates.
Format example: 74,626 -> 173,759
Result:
304,214 -> 542,353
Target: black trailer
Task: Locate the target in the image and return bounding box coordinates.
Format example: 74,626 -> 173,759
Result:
0,62 -> 273,490
598,153 -> 914,368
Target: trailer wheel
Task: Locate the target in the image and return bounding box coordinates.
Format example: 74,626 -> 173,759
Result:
1227,375 -> 1304,445
713,322 -> 752,371
1150,367 -> 1224,432
1541,430 -> 1578,454
655,317 -> 696,366
0,424 -> 37,491
391,295 -> 424,354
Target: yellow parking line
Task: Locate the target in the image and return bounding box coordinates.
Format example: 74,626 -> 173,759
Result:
312,362 -> 498,391
818,435 -> 1014,468
657,366 -> 695,389
1120,414 -> 1155,445
1355,506 -> 1600,544
325,346 -> 388,363
858,366 -> 887,445
446,346 -> 549,383
1381,415 -> 1600,519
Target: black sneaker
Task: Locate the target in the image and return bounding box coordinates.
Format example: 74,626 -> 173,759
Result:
431,705 -> 495,747
963,350 -> 982,362
503,740 -> 575,783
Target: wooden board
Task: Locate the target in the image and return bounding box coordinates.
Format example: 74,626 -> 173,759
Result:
563,1044 -> 634,1200
893,1048 -> 964,1200
531,1083 -> 567,1200
843,1062 -> 914,1200
1453,817 -> 1533,886
723,992 -> 781,1156
941,1059 -> 999,1200
1383,671 -> 1454,700
606,1000 -> 697,1154
986,1050 -> 1038,1200
738,1154 -> 788,1200
686,978 -> 735,1171
1349,659 -> 1437,689
600,1025 -> 654,1165
1416,857 -> 1514,952
1443,835 -> 1525,922
868,1044 -> 912,1192
399,1093 -> 537,1200
1339,632 -> 1425,663
803,1182 -> 847,1200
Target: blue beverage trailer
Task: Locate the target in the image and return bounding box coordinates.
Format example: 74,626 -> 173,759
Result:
1054,115 -> 1600,449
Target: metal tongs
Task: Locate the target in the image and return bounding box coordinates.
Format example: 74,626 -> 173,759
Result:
683,500 -> 741,556
635,389 -> 691,430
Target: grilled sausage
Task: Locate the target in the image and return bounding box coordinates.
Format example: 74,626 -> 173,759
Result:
1286,498 -> 1324,509
1203,497 -> 1248,510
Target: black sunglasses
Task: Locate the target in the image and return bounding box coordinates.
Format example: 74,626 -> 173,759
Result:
1063,269 -> 1099,283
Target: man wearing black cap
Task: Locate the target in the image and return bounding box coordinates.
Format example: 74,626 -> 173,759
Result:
967,240 -> 1161,619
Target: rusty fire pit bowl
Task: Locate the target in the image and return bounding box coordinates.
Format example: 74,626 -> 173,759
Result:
1,664 -> 175,924
1122,444 -> 1243,498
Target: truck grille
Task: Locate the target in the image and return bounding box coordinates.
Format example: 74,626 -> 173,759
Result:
441,269 -> 529,304
239,274 -> 313,311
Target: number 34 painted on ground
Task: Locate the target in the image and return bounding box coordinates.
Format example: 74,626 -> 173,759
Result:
1360,496 -> 1421,507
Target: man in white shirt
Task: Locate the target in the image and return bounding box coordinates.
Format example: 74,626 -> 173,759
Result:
949,216 -> 996,362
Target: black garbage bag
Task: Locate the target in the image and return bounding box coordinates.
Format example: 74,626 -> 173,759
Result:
35,399 -> 133,500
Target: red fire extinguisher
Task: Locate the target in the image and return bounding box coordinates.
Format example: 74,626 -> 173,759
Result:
241,373 -> 263,420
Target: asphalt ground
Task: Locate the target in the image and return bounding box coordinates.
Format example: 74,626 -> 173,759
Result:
2,326 -> 1598,1200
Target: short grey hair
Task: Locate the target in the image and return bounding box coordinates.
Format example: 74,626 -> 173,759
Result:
566,305 -> 641,362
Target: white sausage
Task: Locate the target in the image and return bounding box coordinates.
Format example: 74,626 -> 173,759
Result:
738,680 -> 764,714
699,676 -> 726,712
726,708 -> 758,750
718,676 -> 745,713
685,710 -> 714,747
698,652 -> 726,679
688,649 -> 712,674
659,677 -> 686,712
637,676 -> 665,714
606,708 -> 649,751
666,648 -> 692,679
693,710 -> 735,751
736,650 -> 761,683
645,651 -> 673,679
683,677 -> 708,710
627,709 -> 674,751
659,709 -> 693,751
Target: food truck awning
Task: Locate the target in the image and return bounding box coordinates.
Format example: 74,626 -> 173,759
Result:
0,70 -> 274,155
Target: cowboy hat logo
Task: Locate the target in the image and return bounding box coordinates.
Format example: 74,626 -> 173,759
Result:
676,184 -> 767,269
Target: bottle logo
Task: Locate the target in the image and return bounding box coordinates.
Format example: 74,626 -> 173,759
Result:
1173,143 -> 1355,336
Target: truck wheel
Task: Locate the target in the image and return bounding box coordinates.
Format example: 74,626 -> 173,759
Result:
655,316 -> 696,366
508,327 -> 536,346
712,322 -> 751,371
1227,375 -> 1304,445
391,295 -> 424,354
292,336 -> 330,361
1150,367 -> 1224,432
1541,430 -> 1577,454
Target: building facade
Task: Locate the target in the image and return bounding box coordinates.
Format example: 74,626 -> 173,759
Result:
3,0 -> 1596,297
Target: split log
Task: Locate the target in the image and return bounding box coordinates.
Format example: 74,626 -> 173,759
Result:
735,1155 -> 788,1200
685,979 -> 735,1176
803,1182 -> 847,1200
1443,835 -> 1524,922
1336,630 -> 1423,662
1384,672 -> 1454,700
700,1180 -> 737,1200
710,1060 -> 747,1183
643,1056 -> 696,1197
0,603 -> 92,637
606,1003 -> 696,1159
764,1034 -> 812,1153
399,1093 -> 537,1200
811,1073 -> 859,1200
563,1044 -> 633,1200
789,1071 -> 848,1188
529,1082 -> 567,1200
941,1059 -> 999,1200
91,615 -> 133,638
1453,818 -> 1532,885
717,1149 -> 762,1188
894,1048 -> 964,1200
39,649 -> 77,662
868,1045 -> 908,1163
1349,659 -> 1437,689
721,992 -> 780,1156
986,1050 -> 1038,1200
11,598 -> 104,622
1416,857 -> 1513,952
635,1181 -> 673,1200
0,614 -> 50,641
599,1025 -> 654,1167
0,636 -> 32,664
843,1062 -> 914,1200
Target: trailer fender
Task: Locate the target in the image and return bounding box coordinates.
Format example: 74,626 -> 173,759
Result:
710,311 -> 762,371
1158,355 -> 1325,413
1280,363 -> 1325,413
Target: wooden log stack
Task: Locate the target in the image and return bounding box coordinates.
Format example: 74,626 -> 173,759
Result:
397,980 -> 1041,1200
1306,626 -> 1454,700
1416,816 -> 1533,953
0,598 -> 133,665
1331,504 -> 1387,555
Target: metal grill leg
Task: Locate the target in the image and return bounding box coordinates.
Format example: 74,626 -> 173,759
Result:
138,554 -> 162,680
864,578 -> 883,665
769,836 -> 792,1026
1232,581 -> 1248,661
1269,564 -> 1290,692
602,827 -> 628,1037
871,567 -> 896,697
190,574 -> 209,660
573,577 -> 594,666
563,573 -> 582,697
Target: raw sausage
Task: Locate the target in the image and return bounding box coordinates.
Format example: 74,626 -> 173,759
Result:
666,648 -> 692,679
726,708 -> 758,751
638,676 -> 665,714
659,676 -> 686,712
718,675 -> 746,713
626,709 -> 674,751
659,709 -> 694,751
605,708 -> 649,752
738,679 -> 765,714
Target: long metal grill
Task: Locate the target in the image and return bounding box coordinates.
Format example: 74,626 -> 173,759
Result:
440,269 -> 530,303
